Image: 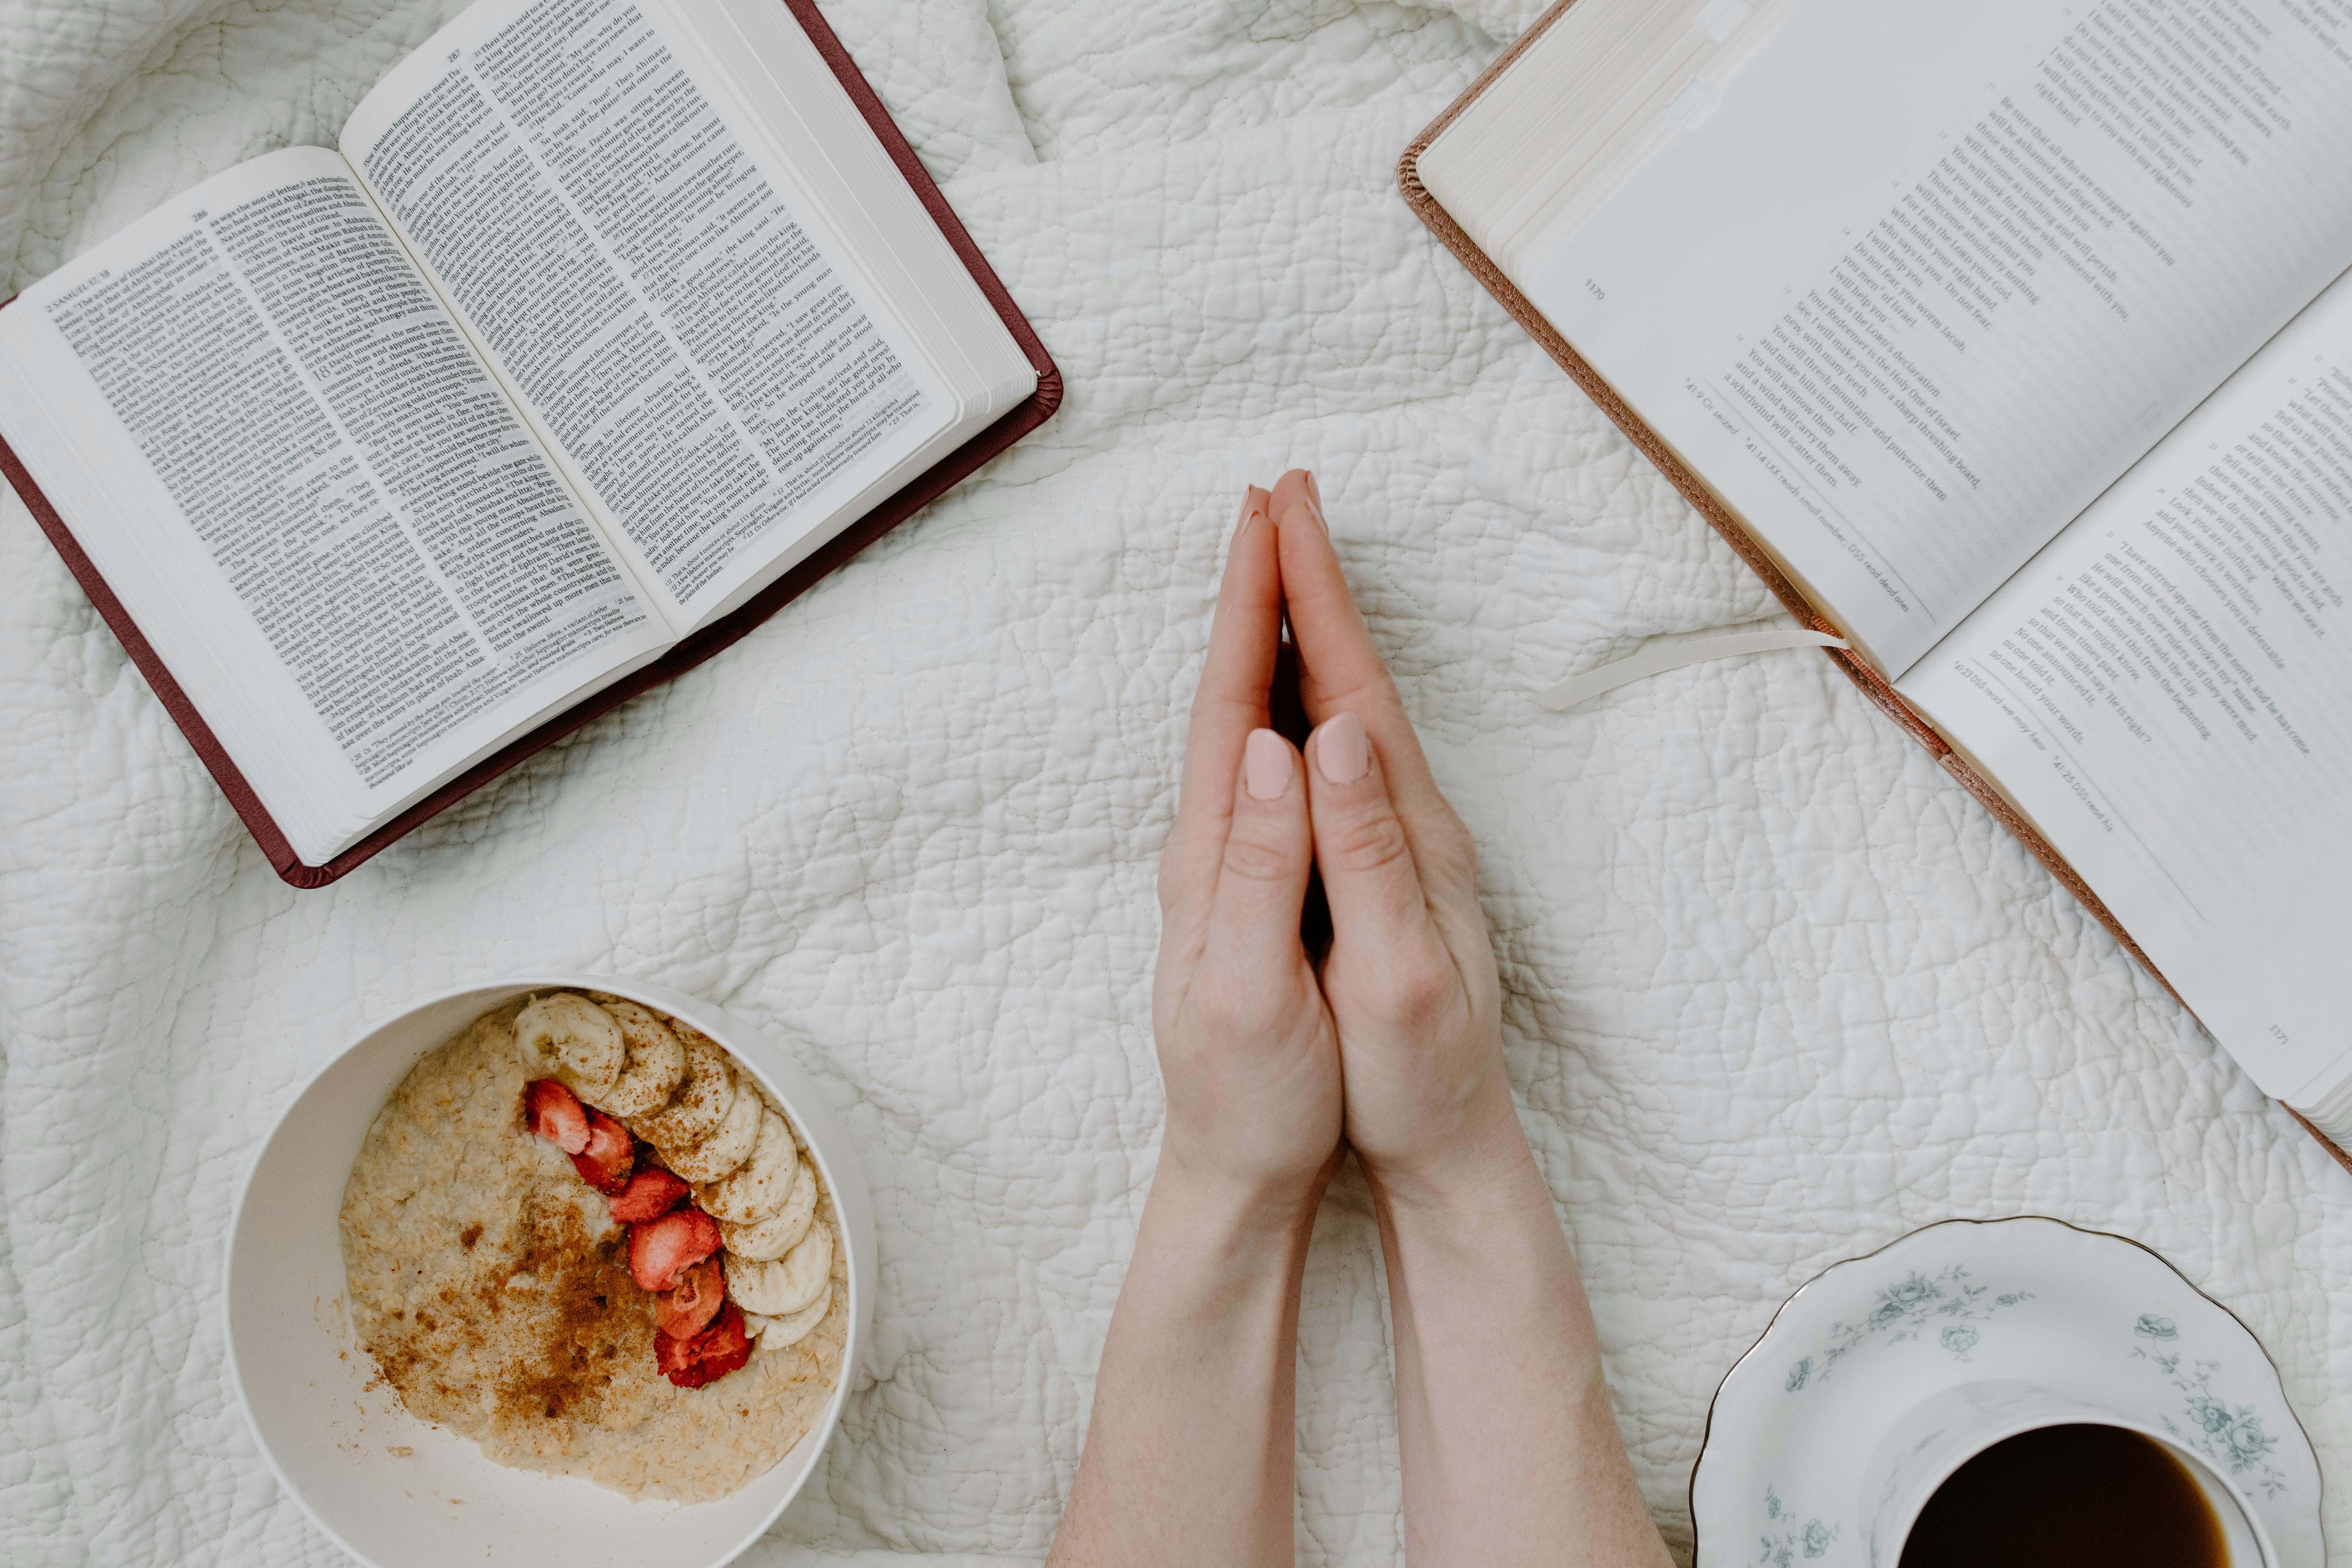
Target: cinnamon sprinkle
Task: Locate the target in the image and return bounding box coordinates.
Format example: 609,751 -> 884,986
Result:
487,1193 -> 645,1425
364,1178 -> 651,1433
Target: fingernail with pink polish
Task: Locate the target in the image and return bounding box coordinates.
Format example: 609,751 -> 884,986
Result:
1316,712 -> 1368,784
1244,729 -> 1292,800
1303,471 -> 1327,530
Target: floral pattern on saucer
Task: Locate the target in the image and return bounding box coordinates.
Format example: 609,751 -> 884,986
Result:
1783,1264 -> 2033,1391
2133,1315 -> 2289,1498
1690,1217 -> 2324,1568
1748,1485 -> 1838,1568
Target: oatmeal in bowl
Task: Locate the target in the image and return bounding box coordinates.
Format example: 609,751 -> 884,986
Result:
226,979 -> 873,1568
339,992 -> 845,1500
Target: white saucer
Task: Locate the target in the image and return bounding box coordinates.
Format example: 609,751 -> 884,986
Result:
1690,1217 -> 2323,1567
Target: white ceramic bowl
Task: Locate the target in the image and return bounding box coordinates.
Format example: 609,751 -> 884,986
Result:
225,978 -> 876,1568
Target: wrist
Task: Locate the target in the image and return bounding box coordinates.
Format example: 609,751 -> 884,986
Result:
1116,1149 -> 1326,1351
1149,1140 -> 1335,1253
1367,1131 -> 1600,1387
1369,1144 -> 1552,1250
1356,1083 -> 1540,1220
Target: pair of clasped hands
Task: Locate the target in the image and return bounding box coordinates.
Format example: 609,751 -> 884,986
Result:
1049,473 -> 1671,1568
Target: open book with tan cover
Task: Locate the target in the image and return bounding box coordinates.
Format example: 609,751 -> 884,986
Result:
1402,0 -> 2352,1162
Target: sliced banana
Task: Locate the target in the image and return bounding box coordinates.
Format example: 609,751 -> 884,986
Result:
747,1284 -> 831,1350
514,1008 -> 562,1078
698,1110 -> 797,1223
513,994 -> 624,1095
664,1070 -> 761,1182
629,1037 -> 733,1147
597,1000 -> 687,1118
720,1156 -> 816,1260
726,1222 -> 831,1316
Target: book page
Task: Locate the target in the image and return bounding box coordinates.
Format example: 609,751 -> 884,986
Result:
340,0 -> 953,625
0,149 -> 666,860
1898,265 -> 2352,1105
1469,0 -> 2352,676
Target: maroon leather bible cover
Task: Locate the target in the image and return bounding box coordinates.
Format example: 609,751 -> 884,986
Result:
1397,0 -> 2352,1177
0,0 -> 1060,889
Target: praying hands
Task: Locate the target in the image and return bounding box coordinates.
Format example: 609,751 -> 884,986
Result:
1047,471 -> 1674,1568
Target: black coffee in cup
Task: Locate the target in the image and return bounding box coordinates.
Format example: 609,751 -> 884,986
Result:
1898,1423 -> 2227,1568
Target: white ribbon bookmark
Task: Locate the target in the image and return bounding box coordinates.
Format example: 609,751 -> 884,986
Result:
1532,626 -> 1850,712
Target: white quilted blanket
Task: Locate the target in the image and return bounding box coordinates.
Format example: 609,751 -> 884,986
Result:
3,0 -> 2346,1561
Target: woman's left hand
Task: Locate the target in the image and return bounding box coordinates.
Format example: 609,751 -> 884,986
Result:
1150,486 -> 1344,1223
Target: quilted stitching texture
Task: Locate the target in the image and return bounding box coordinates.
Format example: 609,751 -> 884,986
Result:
1,0 -> 2346,1563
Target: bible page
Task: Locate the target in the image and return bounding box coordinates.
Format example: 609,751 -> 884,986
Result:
340,0 -> 960,628
1897,265 -> 2352,1107
0,148 -> 668,865
1430,0 -> 2352,676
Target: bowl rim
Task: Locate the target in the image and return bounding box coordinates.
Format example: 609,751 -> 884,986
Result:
222,975 -> 870,1568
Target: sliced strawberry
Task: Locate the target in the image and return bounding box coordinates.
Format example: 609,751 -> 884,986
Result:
654,1254 -> 727,1340
657,1300 -> 752,1388
627,1206 -> 721,1292
608,1163 -> 691,1224
524,1078 -> 589,1155
568,1110 -> 634,1195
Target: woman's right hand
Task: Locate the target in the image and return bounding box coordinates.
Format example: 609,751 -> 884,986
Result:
1262,470 -> 1518,1205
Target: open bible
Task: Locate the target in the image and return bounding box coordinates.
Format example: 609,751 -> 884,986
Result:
0,0 -> 1055,884
1404,0 -> 2352,1156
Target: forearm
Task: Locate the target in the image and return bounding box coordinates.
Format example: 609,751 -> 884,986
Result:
1373,1142 -> 1669,1568
1049,1162 -> 1324,1568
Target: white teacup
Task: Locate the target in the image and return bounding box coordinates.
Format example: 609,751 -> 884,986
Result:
1861,1379 -> 2277,1567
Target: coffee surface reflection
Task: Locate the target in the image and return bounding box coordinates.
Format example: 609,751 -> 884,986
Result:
1898,1423 -> 2227,1568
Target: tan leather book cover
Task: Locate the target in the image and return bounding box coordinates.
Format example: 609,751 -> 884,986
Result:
1396,0 -> 2352,1176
